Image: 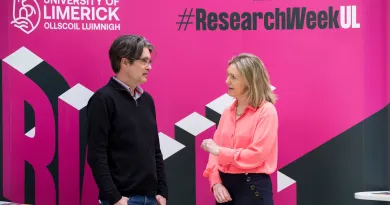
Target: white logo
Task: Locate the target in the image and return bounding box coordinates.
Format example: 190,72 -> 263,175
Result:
11,0 -> 41,34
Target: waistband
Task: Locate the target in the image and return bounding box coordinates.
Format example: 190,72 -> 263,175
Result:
219,171 -> 270,177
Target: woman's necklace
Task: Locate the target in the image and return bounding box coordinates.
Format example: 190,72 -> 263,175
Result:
236,107 -> 243,116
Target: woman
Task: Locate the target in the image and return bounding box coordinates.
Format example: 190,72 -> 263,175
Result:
201,53 -> 278,205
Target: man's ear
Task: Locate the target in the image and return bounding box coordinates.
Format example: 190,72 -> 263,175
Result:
121,58 -> 129,65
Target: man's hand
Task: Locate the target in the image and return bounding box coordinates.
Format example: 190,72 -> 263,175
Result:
156,195 -> 166,205
212,183 -> 232,203
114,196 -> 128,205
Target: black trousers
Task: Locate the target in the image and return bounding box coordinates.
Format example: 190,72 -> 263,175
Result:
217,171 -> 274,205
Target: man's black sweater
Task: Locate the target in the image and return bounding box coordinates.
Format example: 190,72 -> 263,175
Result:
86,78 -> 168,205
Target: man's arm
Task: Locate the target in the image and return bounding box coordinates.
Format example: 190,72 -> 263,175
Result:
150,96 -> 168,200
155,132 -> 168,199
86,94 -> 122,204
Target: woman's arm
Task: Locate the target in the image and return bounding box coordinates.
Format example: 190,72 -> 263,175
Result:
203,153 -> 222,189
203,110 -> 227,189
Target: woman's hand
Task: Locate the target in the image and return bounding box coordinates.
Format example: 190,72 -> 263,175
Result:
201,139 -> 220,156
212,183 -> 232,203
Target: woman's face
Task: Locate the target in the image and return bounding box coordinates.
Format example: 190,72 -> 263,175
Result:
225,64 -> 247,99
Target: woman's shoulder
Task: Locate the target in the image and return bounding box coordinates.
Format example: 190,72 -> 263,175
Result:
257,101 -> 277,116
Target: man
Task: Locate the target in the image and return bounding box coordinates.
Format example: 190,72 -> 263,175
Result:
86,35 -> 168,205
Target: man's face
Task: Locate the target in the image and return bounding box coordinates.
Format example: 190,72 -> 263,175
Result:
122,47 -> 152,84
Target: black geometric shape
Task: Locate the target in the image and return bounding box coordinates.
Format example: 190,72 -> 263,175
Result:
24,102 -> 34,134
164,126 -> 196,205
24,161 -> 35,204
205,107 -> 222,128
280,104 -> 390,205
24,61 -> 70,205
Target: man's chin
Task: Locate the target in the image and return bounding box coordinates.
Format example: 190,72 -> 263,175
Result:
140,77 -> 148,83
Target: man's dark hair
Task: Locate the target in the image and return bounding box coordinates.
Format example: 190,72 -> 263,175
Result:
109,35 -> 154,73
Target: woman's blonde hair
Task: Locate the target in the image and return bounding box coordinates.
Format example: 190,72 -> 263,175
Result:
228,53 -> 277,107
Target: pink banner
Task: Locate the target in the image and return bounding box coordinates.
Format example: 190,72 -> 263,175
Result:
0,0 -> 388,204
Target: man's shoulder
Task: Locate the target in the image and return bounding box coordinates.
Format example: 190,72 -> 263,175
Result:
88,83 -> 115,105
141,91 -> 154,102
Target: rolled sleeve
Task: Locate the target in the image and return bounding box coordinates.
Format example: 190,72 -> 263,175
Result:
209,171 -> 222,189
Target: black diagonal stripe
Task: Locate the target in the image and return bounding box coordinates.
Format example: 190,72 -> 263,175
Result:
24,61 -> 70,205
280,104 -> 390,205
164,126 -> 196,205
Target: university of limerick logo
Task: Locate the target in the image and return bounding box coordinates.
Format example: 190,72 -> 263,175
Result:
11,0 -> 41,34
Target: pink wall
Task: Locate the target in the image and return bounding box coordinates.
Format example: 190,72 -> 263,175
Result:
0,0 -> 388,204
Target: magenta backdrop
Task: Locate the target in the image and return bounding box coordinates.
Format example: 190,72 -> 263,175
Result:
0,0 -> 389,204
